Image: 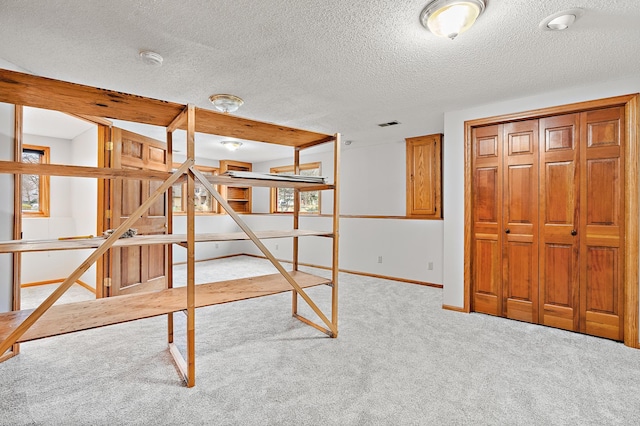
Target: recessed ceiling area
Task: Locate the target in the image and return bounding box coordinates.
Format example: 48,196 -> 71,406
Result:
1,0 -> 639,160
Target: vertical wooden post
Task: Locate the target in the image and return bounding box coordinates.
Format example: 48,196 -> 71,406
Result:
8,105 -> 23,360
331,134 -> 341,337
292,147 -> 300,315
185,105 -> 196,387
166,129 -> 174,345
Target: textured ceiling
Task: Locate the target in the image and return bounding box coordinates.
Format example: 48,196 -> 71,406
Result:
1,0 -> 639,161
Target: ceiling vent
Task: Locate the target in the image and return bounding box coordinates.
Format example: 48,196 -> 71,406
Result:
378,121 -> 400,127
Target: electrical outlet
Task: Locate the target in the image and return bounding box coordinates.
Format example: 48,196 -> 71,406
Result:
428,262 -> 433,270
275,244 -> 279,250
215,243 -> 219,249
378,256 -> 383,264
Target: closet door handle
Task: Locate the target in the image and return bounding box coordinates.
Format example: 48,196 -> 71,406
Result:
505,229 -> 510,234
571,229 -> 577,236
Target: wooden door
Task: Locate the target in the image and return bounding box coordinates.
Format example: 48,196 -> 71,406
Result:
502,120 -> 539,323
471,125 -> 503,316
107,128 -> 170,296
539,114 -> 580,332
579,106 -> 625,340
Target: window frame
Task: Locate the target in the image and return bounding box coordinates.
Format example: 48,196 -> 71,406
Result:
270,162 -> 322,214
21,144 -> 50,217
172,164 -> 220,215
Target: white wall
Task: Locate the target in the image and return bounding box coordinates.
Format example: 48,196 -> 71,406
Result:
22,134 -> 75,283
0,103 -> 15,313
442,76 -> 640,315
245,140 -> 445,285
21,129 -> 98,287
70,127 -> 98,287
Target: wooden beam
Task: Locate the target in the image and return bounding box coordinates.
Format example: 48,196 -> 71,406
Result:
0,68 -> 184,127
0,160 -> 174,181
191,166 -> 337,336
167,106 -> 188,133
185,105 -> 196,388
192,107 -> 331,147
331,133 -> 341,336
0,69 -> 332,147
10,104 -> 23,359
0,160 -> 193,356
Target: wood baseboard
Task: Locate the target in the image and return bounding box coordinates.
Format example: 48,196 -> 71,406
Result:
172,253 -> 244,266
442,304 -> 468,313
242,253 -> 443,288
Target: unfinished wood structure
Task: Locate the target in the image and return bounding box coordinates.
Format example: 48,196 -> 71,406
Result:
0,69 -> 341,387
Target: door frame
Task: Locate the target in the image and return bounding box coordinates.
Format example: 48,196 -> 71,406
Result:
463,93 -> 639,349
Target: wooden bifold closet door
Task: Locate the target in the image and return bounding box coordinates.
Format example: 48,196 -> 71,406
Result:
471,106 -> 624,341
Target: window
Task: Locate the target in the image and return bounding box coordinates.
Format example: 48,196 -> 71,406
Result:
21,144 -> 50,217
406,134 -> 442,218
172,165 -> 219,214
270,162 -> 321,214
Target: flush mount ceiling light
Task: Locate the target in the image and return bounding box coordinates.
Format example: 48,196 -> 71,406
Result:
139,50 -> 163,66
420,0 -> 486,40
221,141 -> 243,151
539,8 -> 584,31
209,94 -> 244,113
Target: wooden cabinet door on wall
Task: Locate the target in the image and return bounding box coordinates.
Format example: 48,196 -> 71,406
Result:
502,120 -> 539,323
406,134 -> 442,218
580,106 -> 625,340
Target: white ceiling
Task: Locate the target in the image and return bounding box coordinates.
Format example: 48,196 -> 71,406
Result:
2,0 -> 640,161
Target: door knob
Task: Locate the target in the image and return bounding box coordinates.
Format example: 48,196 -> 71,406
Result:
571,229 -> 577,236
505,229 -> 510,234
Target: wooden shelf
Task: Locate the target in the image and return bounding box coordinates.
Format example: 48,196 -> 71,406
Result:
0,229 -> 334,254
0,271 -> 330,344
207,174 -> 334,191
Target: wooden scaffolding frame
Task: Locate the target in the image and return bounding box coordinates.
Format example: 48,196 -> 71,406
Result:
0,69 -> 340,387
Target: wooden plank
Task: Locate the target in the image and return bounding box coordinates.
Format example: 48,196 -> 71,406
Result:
192,107 -> 330,147
0,68 -> 184,126
0,160 -> 174,181
0,230 -> 335,253
0,161 -> 192,356
185,105 -> 196,388
0,69 -> 331,147
206,174 -> 334,191
331,133 -> 341,333
0,272 -> 330,344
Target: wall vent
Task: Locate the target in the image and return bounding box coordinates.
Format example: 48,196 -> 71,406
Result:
378,121 -> 400,127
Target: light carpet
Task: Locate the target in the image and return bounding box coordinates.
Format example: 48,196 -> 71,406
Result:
2,256 -> 640,425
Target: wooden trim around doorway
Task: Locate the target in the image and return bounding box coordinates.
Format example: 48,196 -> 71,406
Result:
463,94 -> 640,348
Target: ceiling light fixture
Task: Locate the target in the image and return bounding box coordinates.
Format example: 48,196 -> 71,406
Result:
221,141 -> 243,151
420,0 -> 486,40
539,8 -> 584,31
139,50 -> 163,66
209,94 -> 244,114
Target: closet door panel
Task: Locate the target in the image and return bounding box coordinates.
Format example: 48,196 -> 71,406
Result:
502,121 -> 538,322
472,125 -> 502,316
539,114 -> 580,332
580,107 -> 624,340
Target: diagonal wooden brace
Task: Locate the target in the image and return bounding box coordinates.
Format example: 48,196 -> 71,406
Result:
190,167 -> 337,336
0,160 -> 194,356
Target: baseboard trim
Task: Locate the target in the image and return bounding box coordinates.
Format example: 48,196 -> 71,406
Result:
442,304 -> 468,313
21,278 -> 96,294
172,253 -> 244,266
242,253 -> 442,288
